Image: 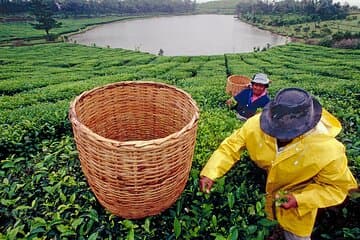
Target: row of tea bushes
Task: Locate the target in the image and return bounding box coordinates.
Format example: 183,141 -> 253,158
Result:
0,42 -> 359,239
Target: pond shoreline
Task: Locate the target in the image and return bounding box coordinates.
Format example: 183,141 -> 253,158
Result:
68,14 -> 289,56
1,13 -> 292,52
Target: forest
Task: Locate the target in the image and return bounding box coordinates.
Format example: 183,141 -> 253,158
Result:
0,0 -> 196,16
236,0 -> 352,24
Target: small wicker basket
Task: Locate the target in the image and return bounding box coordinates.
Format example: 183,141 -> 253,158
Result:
226,75 -> 251,96
69,81 -> 199,219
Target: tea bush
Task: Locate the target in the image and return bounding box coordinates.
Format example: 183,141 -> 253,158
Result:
0,42 -> 359,239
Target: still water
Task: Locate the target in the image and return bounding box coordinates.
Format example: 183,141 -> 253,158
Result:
71,14 -> 289,56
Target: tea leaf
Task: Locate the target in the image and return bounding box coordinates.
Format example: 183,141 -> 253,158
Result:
211,215 -> 217,228
246,225 -> 257,235
227,192 -> 235,209
126,228 -> 134,240
213,234 -> 226,240
1,197 -> 21,207
228,226 -> 238,240
143,218 -> 151,233
258,218 -> 277,227
71,218 -> 84,230
174,217 -> 181,238
88,232 -> 99,240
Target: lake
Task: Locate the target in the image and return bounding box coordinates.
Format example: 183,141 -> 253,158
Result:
70,14 -> 289,56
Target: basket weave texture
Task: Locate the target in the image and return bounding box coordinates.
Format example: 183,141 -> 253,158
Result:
226,75 -> 251,96
69,81 -> 199,219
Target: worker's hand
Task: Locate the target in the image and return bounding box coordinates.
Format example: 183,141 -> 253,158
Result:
226,97 -> 237,109
225,98 -> 233,106
199,176 -> 214,194
280,194 -> 298,209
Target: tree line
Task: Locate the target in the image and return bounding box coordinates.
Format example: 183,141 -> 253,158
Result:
1,0 -> 196,16
236,0 -> 351,25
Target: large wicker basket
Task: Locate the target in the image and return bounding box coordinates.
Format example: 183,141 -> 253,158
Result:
69,81 -> 199,219
226,75 -> 251,96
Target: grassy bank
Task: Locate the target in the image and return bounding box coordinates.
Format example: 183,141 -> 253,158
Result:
2,9 -> 360,49
238,12 -> 360,47
0,15 -> 162,45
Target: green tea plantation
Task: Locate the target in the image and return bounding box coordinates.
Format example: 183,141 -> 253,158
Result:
0,43 -> 359,239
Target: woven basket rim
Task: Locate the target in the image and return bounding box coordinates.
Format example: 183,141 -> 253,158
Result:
69,81 -> 199,148
227,75 -> 251,82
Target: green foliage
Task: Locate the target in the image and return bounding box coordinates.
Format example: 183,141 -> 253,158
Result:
0,16 -> 142,43
2,0 -> 196,17
236,0 -> 350,22
0,42 -> 359,239
196,0 -> 240,15
30,0 -> 62,40
236,4 -> 360,49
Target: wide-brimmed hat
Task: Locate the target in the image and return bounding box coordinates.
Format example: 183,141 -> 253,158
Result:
260,88 -> 322,140
251,73 -> 270,85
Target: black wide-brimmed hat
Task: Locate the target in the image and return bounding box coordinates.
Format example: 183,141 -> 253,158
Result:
260,88 -> 322,140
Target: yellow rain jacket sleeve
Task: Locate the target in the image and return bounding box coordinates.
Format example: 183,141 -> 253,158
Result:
200,110 -> 358,237
200,120 -> 248,180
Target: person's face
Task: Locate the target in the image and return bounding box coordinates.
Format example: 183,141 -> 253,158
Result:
252,83 -> 267,96
276,138 -> 293,147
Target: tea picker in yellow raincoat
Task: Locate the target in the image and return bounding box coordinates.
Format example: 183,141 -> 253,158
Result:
199,88 -> 358,240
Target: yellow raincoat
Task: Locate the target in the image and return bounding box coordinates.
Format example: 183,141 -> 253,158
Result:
200,109 -> 358,237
